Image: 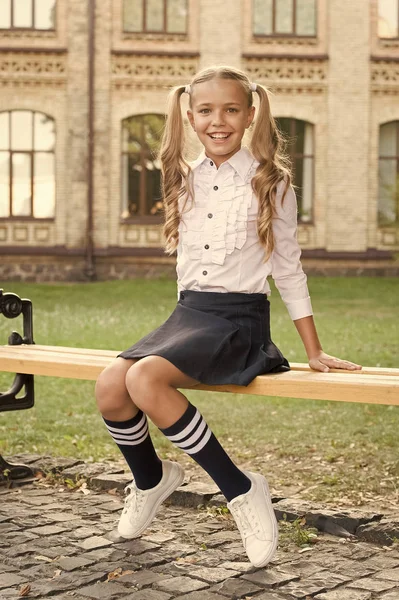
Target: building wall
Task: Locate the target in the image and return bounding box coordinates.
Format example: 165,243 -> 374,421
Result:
0,0 -> 398,282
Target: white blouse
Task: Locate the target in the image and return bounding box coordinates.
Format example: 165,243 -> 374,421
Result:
176,147 -> 313,321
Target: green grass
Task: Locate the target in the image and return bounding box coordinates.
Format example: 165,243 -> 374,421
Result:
1,278 -> 398,508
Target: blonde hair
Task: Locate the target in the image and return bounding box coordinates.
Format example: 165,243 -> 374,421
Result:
160,65 -> 292,260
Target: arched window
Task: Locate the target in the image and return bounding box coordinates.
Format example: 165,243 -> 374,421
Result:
0,110 -> 56,219
121,114 -> 165,219
275,118 -> 314,222
0,0 -> 56,30
378,121 -> 399,225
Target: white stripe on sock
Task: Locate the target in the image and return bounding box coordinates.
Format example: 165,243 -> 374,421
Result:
111,422 -> 149,443
184,428 -> 212,455
113,428 -> 149,446
167,409 -> 202,443
106,412 -> 147,435
175,419 -> 208,450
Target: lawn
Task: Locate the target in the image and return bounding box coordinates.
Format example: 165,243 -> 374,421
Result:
1,278 -> 398,510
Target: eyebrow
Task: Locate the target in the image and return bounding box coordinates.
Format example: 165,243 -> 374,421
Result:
196,102 -> 242,108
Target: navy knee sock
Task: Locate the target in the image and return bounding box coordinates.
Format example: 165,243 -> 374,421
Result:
103,410 -> 162,490
160,402 -> 251,502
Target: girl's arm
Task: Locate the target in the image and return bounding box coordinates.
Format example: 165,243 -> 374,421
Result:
294,315 -> 362,372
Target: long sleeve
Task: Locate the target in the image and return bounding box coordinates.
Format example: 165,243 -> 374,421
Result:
271,182 -> 313,321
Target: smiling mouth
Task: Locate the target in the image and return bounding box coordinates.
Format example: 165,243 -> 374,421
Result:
208,133 -> 232,140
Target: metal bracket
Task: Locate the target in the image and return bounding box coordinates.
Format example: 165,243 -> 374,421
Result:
0,289 -> 35,481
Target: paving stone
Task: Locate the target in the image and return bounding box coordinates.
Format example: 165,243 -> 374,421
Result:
178,592 -> 227,600
26,524 -> 70,535
219,560 -> 254,573
124,590 -> 172,600
374,568 -> 399,582
210,576 -> 262,597
132,551 -> 168,568
357,518 -> 399,546
78,581 -> 130,598
115,539 -> 160,555
367,554 -> 399,569
79,535 -> 114,550
155,575 -> 209,593
379,592 -> 399,600
0,572 -> 27,588
142,531 -> 176,544
169,481 -> 220,508
189,565 -> 240,583
315,589 -> 372,600
57,556 -> 96,571
347,576 -> 396,592
114,569 -> 169,588
254,594 -> 297,600
243,568 -> 299,588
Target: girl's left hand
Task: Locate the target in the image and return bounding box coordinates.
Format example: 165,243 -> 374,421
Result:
309,351 -> 362,373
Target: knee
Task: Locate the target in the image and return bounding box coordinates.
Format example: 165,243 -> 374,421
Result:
95,363 -> 130,415
125,360 -> 160,413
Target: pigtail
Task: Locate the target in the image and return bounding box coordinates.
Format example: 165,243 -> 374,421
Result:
160,86 -> 191,255
250,84 -> 292,261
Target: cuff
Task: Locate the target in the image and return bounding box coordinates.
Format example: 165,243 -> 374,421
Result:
285,296 -> 313,321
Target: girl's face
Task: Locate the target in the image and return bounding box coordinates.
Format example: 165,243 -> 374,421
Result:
187,78 -> 255,168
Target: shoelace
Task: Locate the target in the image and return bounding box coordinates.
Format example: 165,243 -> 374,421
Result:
122,483 -> 145,515
230,500 -> 262,538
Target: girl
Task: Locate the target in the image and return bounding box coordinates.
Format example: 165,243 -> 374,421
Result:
95,66 -> 361,568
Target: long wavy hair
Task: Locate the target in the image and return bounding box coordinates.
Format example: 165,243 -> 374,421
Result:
160,66 -> 292,260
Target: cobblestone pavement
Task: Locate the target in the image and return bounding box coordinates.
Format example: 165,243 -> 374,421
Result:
1,476 -> 399,600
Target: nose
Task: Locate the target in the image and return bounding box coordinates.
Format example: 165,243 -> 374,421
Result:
211,110 -> 225,127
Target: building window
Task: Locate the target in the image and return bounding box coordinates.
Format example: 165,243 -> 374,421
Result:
0,111 -> 56,219
0,0 -> 56,30
253,0 -> 316,37
123,0 -> 188,34
275,118 -> 314,222
378,121 -> 399,226
378,0 -> 399,38
121,114 -> 165,219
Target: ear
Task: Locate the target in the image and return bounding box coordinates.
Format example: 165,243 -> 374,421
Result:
187,110 -> 196,131
246,105 -> 255,129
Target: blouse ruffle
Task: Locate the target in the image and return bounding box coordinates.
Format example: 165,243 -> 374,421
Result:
181,161 -> 258,266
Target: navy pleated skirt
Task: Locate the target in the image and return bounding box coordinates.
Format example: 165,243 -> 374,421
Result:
118,290 -> 290,386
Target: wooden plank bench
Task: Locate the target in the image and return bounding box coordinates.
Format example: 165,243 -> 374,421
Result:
1,288 -> 398,480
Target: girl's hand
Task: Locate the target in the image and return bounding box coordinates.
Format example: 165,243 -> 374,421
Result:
309,351 -> 362,373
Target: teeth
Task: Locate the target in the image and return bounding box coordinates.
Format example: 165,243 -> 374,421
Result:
210,134 -> 229,139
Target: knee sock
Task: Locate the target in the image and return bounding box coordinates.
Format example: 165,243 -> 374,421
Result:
160,402 -> 251,502
103,410 -> 162,490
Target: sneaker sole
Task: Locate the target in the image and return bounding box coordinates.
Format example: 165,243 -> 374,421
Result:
118,465 -> 185,539
251,475 -> 279,568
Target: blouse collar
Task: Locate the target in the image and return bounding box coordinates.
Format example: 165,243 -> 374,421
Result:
190,147 -> 257,182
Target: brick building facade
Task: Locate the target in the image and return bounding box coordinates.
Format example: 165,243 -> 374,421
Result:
0,0 -> 398,281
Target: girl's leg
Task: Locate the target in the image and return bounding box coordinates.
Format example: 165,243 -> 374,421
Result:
125,356 -> 251,502
95,357 -> 162,490
126,356 -> 278,568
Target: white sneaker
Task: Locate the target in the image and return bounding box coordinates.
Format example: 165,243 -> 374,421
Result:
227,471 -> 279,568
118,460 -> 184,539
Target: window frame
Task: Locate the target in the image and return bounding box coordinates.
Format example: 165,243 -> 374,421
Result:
120,113 -> 165,223
0,0 -> 57,31
122,0 -> 188,35
378,0 -> 399,40
252,0 -> 317,39
378,120 -> 399,227
275,117 -> 315,224
0,110 -> 56,221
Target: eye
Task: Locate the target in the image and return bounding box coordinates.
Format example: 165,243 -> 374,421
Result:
199,108 -> 210,114
227,108 -> 238,113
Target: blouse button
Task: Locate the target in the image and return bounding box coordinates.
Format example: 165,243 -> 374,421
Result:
202,270 -> 208,276
213,185 -> 218,191
207,213 -> 213,219
210,161 -> 214,166
204,244 -> 209,249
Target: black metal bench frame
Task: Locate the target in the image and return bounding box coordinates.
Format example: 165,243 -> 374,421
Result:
0,289 -> 35,481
